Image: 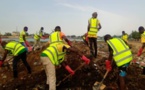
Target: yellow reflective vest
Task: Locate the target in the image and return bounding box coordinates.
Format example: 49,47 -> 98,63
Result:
42,43 -> 70,66
107,38 -> 133,67
121,34 -> 128,43
5,41 -> 25,56
49,31 -> 64,46
141,31 -> 145,43
19,30 -> 26,42
34,31 -> 43,40
88,18 -> 99,38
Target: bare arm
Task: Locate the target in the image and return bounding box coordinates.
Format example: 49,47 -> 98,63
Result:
98,23 -> 102,30
87,20 -> 90,31
108,51 -> 113,60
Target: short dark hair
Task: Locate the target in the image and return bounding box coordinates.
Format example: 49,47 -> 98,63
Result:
122,31 -> 125,33
55,26 -> 61,31
138,26 -> 144,31
104,34 -> 111,42
24,26 -> 28,31
41,27 -> 44,30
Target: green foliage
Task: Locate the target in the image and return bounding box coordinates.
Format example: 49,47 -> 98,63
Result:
4,32 -> 12,36
113,35 -> 121,38
131,30 -> 140,39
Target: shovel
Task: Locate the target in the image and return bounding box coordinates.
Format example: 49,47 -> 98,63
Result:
56,62 -> 86,86
93,70 -> 109,90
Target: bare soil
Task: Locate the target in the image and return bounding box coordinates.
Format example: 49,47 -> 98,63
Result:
0,41 -> 145,90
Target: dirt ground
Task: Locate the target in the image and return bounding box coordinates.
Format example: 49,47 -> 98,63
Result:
0,40 -> 145,90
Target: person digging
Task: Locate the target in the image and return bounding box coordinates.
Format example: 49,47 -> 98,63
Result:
40,42 -> 90,90
104,34 -> 133,90
0,41 -> 31,78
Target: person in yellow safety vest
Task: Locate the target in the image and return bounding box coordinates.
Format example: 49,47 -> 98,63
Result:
40,42 -> 90,90
137,26 -> 145,75
121,31 -> 129,44
33,27 -> 45,50
87,12 -> 102,58
0,41 -> 31,78
49,26 -> 71,46
19,26 -> 32,52
104,34 -> 133,90
82,32 -> 89,46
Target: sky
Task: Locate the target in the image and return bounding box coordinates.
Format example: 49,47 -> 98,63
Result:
0,0 -> 145,36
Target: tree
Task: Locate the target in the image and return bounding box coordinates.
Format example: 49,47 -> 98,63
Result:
131,30 -> 140,40
4,32 -> 12,36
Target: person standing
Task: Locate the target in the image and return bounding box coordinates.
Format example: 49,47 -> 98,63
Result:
49,26 -> 71,46
40,42 -> 90,90
137,26 -> 145,75
87,12 -> 102,58
33,27 -> 45,50
19,26 -> 32,52
121,31 -> 129,44
19,26 -> 28,47
104,34 -> 133,90
0,41 -> 31,78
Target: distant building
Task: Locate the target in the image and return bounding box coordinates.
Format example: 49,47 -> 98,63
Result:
12,31 -> 19,36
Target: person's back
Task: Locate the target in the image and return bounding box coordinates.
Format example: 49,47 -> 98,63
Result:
87,12 -> 102,58
88,12 -> 101,38
104,34 -> 132,90
0,41 -> 31,78
49,31 -> 64,45
49,26 -> 71,46
5,41 -> 26,56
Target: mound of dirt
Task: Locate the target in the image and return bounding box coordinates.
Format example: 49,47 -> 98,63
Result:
0,41 -> 145,90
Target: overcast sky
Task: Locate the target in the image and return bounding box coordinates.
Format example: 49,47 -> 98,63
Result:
0,0 -> 145,36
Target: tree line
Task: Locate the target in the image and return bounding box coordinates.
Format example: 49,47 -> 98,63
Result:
2,30 -> 141,40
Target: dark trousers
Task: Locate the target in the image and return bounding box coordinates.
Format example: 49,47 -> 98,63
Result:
88,37 -> 97,58
13,51 -> 31,78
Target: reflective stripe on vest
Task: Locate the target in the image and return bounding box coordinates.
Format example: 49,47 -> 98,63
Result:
5,41 -> 25,56
49,32 -> 64,45
34,31 -> 43,40
19,30 -> 26,42
88,18 -> 98,35
122,34 -> 128,42
44,44 -> 66,66
107,38 -> 132,67
45,46 -> 58,65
